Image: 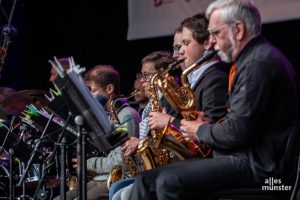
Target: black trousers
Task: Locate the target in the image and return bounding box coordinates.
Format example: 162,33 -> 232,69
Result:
129,155 -> 255,200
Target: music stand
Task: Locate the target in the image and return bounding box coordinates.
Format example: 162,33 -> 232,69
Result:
49,57 -> 117,200
50,57 -> 113,153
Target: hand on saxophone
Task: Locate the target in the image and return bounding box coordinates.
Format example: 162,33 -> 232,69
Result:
180,112 -> 206,142
148,108 -> 174,129
121,137 -> 141,157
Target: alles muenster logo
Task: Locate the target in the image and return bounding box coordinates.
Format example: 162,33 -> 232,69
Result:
262,177 -> 291,191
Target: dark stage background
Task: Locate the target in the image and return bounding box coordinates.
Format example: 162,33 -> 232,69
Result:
1,0 -> 300,95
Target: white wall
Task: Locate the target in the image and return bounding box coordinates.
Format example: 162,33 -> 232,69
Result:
127,0 -> 300,40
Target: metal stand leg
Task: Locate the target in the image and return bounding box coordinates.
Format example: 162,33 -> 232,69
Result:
77,127 -> 82,199
82,131 -> 87,200
60,137 -> 66,200
32,114 -> 69,199
75,115 -> 86,200
9,148 -> 14,200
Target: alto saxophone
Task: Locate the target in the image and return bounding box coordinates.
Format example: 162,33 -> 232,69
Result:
107,87 -> 150,188
107,61 -> 184,188
157,50 -> 219,158
135,60 -> 185,168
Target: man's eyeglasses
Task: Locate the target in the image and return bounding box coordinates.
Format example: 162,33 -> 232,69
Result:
208,24 -> 228,36
173,44 -> 182,52
136,72 -> 156,81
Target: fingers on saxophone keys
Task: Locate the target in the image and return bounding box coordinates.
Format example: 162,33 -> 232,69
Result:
121,144 -> 128,152
183,132 -> 191,142
125,148 -> 133,157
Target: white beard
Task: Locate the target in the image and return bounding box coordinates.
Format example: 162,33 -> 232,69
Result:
216,28 -> 236,63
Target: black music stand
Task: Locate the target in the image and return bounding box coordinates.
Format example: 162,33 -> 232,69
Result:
51,57 -> 113,153
50,57 -> 127,200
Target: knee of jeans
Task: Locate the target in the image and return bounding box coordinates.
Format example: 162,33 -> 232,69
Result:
109,179 -> 135,199
120,184 -> 133,200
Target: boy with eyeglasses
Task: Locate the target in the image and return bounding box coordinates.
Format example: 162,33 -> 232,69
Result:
108,51 -> 177,200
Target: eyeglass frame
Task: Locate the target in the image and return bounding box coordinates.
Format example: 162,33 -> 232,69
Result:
208,24 -> 229,36
173,44 -> 182,52
136,72 -> 156,81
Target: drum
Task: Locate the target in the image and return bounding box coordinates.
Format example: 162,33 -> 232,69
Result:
20,105 -> 77,147
26,163 -> 40,183
19,155 -> 60,189
0,118 -> 37,163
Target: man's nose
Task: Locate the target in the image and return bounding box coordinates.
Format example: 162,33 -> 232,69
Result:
209,34 -> 216,45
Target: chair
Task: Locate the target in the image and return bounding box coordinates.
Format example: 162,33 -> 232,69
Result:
202,123 -> 300,200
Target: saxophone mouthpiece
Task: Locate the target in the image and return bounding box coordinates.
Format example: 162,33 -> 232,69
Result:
195,49 -> 219,66
170,59 -> 183,66
169,59 -> 185,71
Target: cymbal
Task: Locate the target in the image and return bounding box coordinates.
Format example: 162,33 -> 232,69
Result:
0,90 -> 49,116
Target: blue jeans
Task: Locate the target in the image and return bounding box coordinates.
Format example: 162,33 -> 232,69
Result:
109,178 -> 135,200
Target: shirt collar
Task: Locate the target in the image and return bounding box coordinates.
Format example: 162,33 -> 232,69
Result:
188,60 -> 219,88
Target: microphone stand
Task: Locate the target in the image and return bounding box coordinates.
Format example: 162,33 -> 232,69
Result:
33,114 -> 71,199
9,148 -> 14,200
0,0 -> 18,77
0,165 -> 10,198
60,137 -> 66,200
0,116 -> 15,196
75,115 -> 87,200
17,114 -> 54,191
0,116 -> 15,155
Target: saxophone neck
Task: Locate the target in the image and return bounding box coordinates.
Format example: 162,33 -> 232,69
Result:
149,73 -> 163,112
159,60 -> 184,78
127,87 -> 145,99
180,50 -> 219,87
180,61 -> 199,87
108,96 -> 127,125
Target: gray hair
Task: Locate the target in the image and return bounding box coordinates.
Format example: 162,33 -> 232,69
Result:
206,0 -> 261,37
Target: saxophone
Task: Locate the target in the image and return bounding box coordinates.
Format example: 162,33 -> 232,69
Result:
107,87 -> 151,189
134,60 -> 186,168
157,50 -> 219,158
107,61 -> 183,188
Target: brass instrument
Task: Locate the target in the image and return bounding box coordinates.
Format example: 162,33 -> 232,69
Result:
107,61 -> 184,188
106,164 -> 124,189
135,60 -> 185,168
157,50 -> 218,158
134,73 -> 168,169
107,87 -> 148,189
67,170 -> 98,190
108,87 -> 145,124
132,60 -> 185,169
